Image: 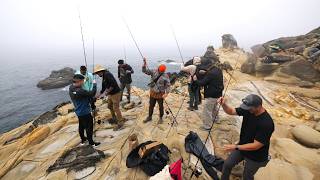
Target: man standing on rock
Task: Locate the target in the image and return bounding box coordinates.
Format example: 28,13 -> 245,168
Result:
218,94 -> 274,180
180,56 -> 201,111
195,62 -> 224,131
69,74 -> 100,147
142,58 -> 171,124
94,65 -> 124,131
118,59 -> 134,103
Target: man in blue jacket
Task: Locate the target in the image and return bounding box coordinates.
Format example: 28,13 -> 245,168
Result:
69,74 -> 100,146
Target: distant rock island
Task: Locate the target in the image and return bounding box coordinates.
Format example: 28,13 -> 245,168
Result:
37,67 -> 75,90
158,59 -> 177,63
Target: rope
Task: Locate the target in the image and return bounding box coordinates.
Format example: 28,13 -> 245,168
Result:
190,53 -> 241,179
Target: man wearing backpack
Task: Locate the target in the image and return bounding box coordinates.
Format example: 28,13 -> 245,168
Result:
142,58 -> 171,124
195,63 -> 224,131
118,59 -> 134,103
181,56 -> 201,111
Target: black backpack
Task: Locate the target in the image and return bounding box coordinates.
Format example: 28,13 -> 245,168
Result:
126,141 -> 171,176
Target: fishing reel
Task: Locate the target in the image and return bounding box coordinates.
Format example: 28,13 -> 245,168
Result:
191,166 -> 203,178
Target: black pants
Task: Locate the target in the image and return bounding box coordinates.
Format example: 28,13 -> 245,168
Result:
149,97 -> 164,118
78,113 -> 94,144
221,150 -> 268,180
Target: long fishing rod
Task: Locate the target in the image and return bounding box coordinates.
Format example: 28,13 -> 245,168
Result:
77,7 -> 88,67
190,53 -> 241,179
122,17 -> 178,125
123,45 -> 127,63
170,25 -> 184,64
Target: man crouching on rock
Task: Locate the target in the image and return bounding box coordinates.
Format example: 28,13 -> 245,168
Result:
217,94 -> 274,180
69,74 -> 101,147
94,65 -> 125,131
142,57 -> 171,124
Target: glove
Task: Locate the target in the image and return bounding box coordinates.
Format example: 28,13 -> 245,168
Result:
126,70 -> 132,74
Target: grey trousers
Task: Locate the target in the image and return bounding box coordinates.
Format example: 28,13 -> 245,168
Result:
120,83 -> 131,101
221,150 -> 268,180
202,98 -> 219,129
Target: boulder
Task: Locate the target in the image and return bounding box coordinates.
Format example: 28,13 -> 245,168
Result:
255,61 -> 279,75
222,34 -> 238,49
291,125 -> 320,148
255,159 -> 314,180
37,67 -> 75,90
269,53 -> 294,63
241,53 -> 257,74
298,81 -> 314,88
251,44 -> 267,58
280,56 -> 320,82
273,138 -> 320,178
314,122 -> 320,132
294,45 -> 305,54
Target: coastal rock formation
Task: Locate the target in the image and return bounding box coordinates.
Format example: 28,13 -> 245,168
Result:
244,26 -> 320,84
37,67 -> 75,90
1,47 -> 320,180
291,125 -> 320,148
222,34 -> 238,49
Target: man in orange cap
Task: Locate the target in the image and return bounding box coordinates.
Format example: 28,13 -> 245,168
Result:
142,58 -> 171,124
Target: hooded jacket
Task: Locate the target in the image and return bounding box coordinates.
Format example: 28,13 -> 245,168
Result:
69,83 -> 97,116
196,66 -> 224,98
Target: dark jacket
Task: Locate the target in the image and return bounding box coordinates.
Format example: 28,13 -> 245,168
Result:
197,66 -> 224,98
101,71 -> 121,95
69,84 -> 97,117
118,64 -> 134,84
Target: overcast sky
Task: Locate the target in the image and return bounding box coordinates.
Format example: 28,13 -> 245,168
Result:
0,0 -> 319,63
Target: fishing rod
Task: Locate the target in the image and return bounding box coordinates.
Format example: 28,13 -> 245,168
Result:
122,17 -> 178,125
190,53 -> 241,179
77,7 -> 88,67
170,25 -> 184,64
123,45 -> 127,63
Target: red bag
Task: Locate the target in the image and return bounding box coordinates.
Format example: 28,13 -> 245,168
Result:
169,159 -> 183,180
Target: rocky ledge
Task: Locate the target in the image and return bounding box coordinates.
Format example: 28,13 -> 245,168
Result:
37,67 -> 75,90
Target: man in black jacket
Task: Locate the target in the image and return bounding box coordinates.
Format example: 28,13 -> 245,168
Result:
69,74 -> 100,146
118,59 -> 134,103
94,65 -> 124,131
195,64 -> 224,131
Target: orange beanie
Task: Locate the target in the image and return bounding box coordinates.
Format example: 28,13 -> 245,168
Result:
158,64 -> 166,73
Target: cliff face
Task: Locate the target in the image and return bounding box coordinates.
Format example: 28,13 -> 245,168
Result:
0,47 -> 320,179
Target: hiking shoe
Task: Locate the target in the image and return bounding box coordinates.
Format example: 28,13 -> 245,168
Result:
193,106 -> 198,110
113,123 -> 124,131
157,117 -> 164,124
80,139 -> 87,145
187,107 -> 194,111
143,116 -> 152,123
90,141 -> 101,147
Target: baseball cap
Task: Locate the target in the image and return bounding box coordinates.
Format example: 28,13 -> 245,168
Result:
240,94 -> 262,110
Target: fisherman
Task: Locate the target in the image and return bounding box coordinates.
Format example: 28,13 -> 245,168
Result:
181,56 -> 201,111
69,74 -> 100,146
195,62 -> 224,131
75,65 -> 94,91
118,59 -> 134,103
142,58 -> 171,124
218,94 -> 274,180
75,65 -> 96,110
94,65 -> 124,131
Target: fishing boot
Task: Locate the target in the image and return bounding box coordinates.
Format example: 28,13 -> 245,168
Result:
143,116 -> 152,123
113,120 -> 124,131
108,111 -> 118,124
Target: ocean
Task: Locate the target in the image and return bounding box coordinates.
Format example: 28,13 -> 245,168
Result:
0,55 -> 181,134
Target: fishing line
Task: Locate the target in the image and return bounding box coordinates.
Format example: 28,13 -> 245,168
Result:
77,7 -> 88,68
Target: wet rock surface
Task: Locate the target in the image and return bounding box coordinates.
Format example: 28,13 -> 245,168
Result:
47,145 -> 106,173
37,67 -> 74,90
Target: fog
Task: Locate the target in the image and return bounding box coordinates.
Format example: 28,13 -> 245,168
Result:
0,0 -> 319,63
